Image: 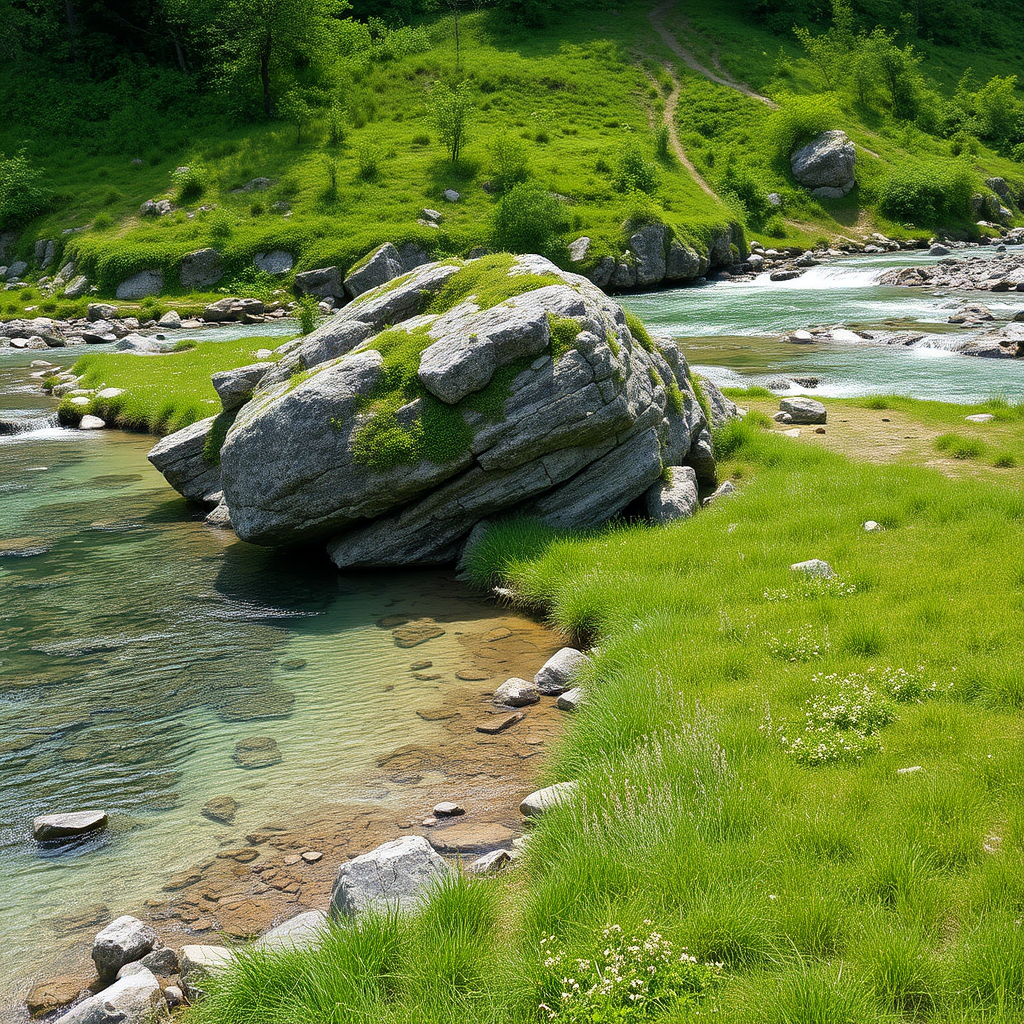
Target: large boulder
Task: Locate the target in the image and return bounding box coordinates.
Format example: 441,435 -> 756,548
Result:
56,967 -> 162,1024
629,223 -> 668,287
344,242 -> 403,299
330,835 -> 450,917
791,130 -> 856,196
147,416 -> 223,505
115,269 -> 163,300
197,254 -> 712,563
211,362 -> 273,412
92,916 -> 158,982
254,250 -> 293,276
180,248 -> 223,290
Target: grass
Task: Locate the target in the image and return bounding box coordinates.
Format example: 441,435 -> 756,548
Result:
190,408 -> 1023,1023
58,336 -> 291,434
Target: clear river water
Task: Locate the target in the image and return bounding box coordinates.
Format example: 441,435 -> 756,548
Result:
1,250 -> 1023,1016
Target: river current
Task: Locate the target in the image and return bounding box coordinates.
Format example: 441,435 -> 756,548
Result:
1,250 -> 1023,1016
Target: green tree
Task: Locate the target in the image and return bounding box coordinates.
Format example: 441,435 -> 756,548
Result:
432,81 -> 472,163
793,0 -> 856,91
0,151 -> 50,230
279,88 -> 312,143
861,27 -> 923,120
973,75 -> 1023,151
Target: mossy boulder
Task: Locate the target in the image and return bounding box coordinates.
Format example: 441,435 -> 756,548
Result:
155,254 -> 716,566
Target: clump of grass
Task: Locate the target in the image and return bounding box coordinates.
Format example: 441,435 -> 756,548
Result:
296,294 -> 319,335
934,432 -> 985,459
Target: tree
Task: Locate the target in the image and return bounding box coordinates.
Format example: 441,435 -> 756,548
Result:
432,81 -> 472,163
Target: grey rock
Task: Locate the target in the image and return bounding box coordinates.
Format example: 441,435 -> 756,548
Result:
645,464 -> 699,523
790,558 -> 834,578
534,647 -> 592,696
157,310 -> 181,328
556,686 -> 584,711
684,426 -> 717,486
163,986 -> 184,1008
397,243 -> 432,271
180,248 -> 223,290
113,335 -> 161,353
610,259 -> 637,288
203,297 -> 265,323
33,810 -> 108,842
254,250 -> 294,275
254,910 -> 328,952
629,223 -> 667,287
863,520 -> 883,532
929,244 -> 951,256
91,916 -> 158,981
295,266 -> 344,299
665,241 -> 702,281
420,208 -> 443,223
87,303 -> 118,322
115,269 -> 163,300
63,275 -> 90,299
779,396 -> 827,424
140,946 -> 179,977
791,130 -> 856,195
467,849 -> 512,875
986,177 -> 1011,202
57,967 -> 162,1024
235,177 -> 272,192
443,189 -> 461,202
330,835 -> 451,917
965,413 -> 995,423
140,199 -> 173,217
702,480 -> 736,507
493,677 -> 540,707
433,801 -> 464,816
7,259 -> 28,279
773,411 -> 793,423
79,415 -> 106,429
520,781 -> 578,818
179,945 -> 233,1002
699,378 -> 739,429
568,236 -> 591,262
212,362 -> 272,412
35,238 -> 55,268
767,192 -> 782,206
147,416 -> 222,505
344,243 -> 403,299
587,256 -> 615,288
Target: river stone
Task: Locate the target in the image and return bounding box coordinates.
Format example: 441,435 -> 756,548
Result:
330,835 -> 451,917
56,967 -> 162,1024
534,647 -> 592,696
468,849 -> 513,875
645,465 -> 699,524
203,297 -> 265,323
179,945 -> 233,1002
147,416 -> 222,505
201,795 -> 238,824
157,310 -> 181,328
254,910 -> 328,952
779,396 -> 827,424
140,946 -> 179,976
232,736 -> 282,769
493,677 -> 540,707
520,780 -> 579,818
433,801 -> 464,816
429,822 -> 515,853
254,250 -> 294,275
33,810 -> 108,842
115,269 -> 163,300
91,916 -> 158,981
344,242 -> 403,299
64,275 -> 90,299
294,266 -> 344,299
557,686 -> 585,711
26,977 -> 84,1016
791,130 -> 856,195
212,362 -> 272,412
180,249 -> 223,290
791,558 -> 834,579
87,303 -> 117,322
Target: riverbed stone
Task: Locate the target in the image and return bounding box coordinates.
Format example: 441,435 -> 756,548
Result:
520,780 -> 579,818
57,967 -> 162,1024
25,976 -> 84,1016
115,269 -> 163,301
433,801 -> 464,816
534,647 -> 592,696
157,310 -> 181,329
232,736 -> 282,769
557,686 -> 585,711
201,795 -> 238,824
254,250 -> 294,275
203,297 -> 265,323
493,677 -> 540,707
33,810 -> 108,842
180,945 -> 233,1001
139,946 -> 179,976
330,835 -> 451,917
91,916 -> 159,981
147,416 -> 222,505
779,397 -> 827,424
467,849 -> 512,875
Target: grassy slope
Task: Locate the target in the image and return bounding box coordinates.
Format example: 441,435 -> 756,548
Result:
189,404 -> 1024,1024
3,1 -> 1024,318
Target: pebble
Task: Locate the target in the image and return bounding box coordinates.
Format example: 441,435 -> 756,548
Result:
790,558 -> 834,579
814,427 -> 826,434
433,801 -> 465,817
301,850 -> 323,863
283,854 -> 301,865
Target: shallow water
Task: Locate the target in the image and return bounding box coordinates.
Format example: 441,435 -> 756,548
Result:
0,354 -> 556,1014
624,252 -> 1024,402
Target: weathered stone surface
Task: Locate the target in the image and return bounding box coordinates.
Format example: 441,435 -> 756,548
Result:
180,249 -> 223,290
467,849 -> 512,874
520,781 -> 578,817
180,945 -> 233,1002
64,275 -> 90,299
791,130 -> 856,195
115,269 -> 163,300
433,801 -> 464,816
254,910 -> 328,952
700,378 -> 740,428
475,712 -> 524,734
330,835 -> 450,917
203,297 -> 265,323
26,976 -> 84,1016
212,362 -> 272,412
91,916 -> 158,981
645,465 -> 699,523
147,416 -> 222,505
791,558 -> 834,578
344,243 -> 403,299
254,250 -> 293,275
139,946 -> 179,976
87,303 -> 118,322
33,810 -> 108,842
57,967 -> 162,1023
294,266 -> 344,299
493,677 -> 540,707
157,309 -> 181,329
779,397 -> 827,424
534,647 -> 592,696
556,686 -> 584,711
629,223 -> 668,286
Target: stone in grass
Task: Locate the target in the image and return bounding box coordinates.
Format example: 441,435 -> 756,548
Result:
254,909 -> 328,952
57,967 -> 162,1024
965,413 -> 995,423
790,559 -> 834,579
179,945 -> 234,1001
779,397 -> 826,425
330,835 -> 450,918
33,810 -> 108,842
556,686 -> 584,712
91,915 -> 159,982
493,677 -> 540,708
534,647 -> 593,696
467,849 -> 512,875
79,415 -> 106,430
863,521 -> 883,532
520,781 -> 579,818
433,801 -> 465,817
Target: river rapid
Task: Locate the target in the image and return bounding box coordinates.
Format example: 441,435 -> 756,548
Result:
1,250 -> 1023,1017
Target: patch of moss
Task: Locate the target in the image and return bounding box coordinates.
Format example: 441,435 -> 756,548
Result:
692,374 -> 713,429
547,313 -> 581,361
427,253 -> 560,316
202,409 -> 238,467
172,339 -> 198,352
623,310 -> 655,353
666,379 -> 685,416
603,326 -> 621,357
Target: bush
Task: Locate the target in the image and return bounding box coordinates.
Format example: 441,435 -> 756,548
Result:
614,139 -> 659,194
356,138 -> 382,181
488,131 -> 530,192
491,182 -> 566,255
878,161 -> 977,225
764,94 -> 843,169
172,164 -> 207,204
0,150 -> 50,230
296,294 -> 319,335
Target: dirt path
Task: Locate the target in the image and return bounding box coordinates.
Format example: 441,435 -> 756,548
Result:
649,0 -> 778,109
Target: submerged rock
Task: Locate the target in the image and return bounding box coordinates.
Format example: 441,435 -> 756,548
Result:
33,810 -> 108,842
232,736 -> 282,769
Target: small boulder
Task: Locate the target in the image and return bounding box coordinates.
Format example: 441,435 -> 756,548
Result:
203,297 -> 265,323
443,189 -> 460,202
87,303 -> 118,322
157,310 -> 182,329
179,248 -> 223,290
791,130 -> 856,195
964,413 -> 995,423
254,250 -> 294,275
863,520 -> 883,532
344,243 -> 404,299
211,362 -> 272,412
254,910 -> 328,952
330,835 -> 451,917
534,647 -> 592,696
91,915 -> 158,982
929,244 -> 951,256
115,269 -> 163,301
294,266 -> 344,299
57,967 -> 162,1024
179,945 -> 233,1002
493,677 -> 540,707
790,558 -> 834,578
63,275 -> 90,299
33,810 -> 108,842
556,686 -> 584,711
147,416 -> 222,505
644,465 -> 699,524
520,781 -> 579,818
467,849 -> 512,875
779,397 -> 826,424
140,946 -> 179,976
433,801 -> 464,817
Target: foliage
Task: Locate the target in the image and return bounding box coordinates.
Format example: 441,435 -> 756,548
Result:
488,130 -> 531,192
491,182 -> 566,255
171,163 -> 208,204
431,81 -> 472,163
0,150 -> 49,230
877,159 -> 976,224
763,94 -> 843,167
296,294 -> 319,333
614,139 -> 658,195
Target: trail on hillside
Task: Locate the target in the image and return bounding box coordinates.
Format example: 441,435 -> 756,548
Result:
648,0 -> 779,110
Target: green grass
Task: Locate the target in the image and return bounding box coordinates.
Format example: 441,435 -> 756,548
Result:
191,409 -> 1023,1023
60,336 -> 292,434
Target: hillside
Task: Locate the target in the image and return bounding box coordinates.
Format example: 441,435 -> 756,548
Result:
1,0 -> 1024,319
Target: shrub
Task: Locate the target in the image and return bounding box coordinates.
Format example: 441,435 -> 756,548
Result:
297,294 -> 319,335
615,139 -> 658,194
432,82 -> 472,163
0,150 -> 50,229
491,182 -> 565,255
356,138 -> 382,181
488,131 -> 530,192
763,94 -> 843,169
878,161 -> 977,225
172,164 -> 207,204
654,124 -> 670,158
934,432 -> 984,459
324,103 -> 349,147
